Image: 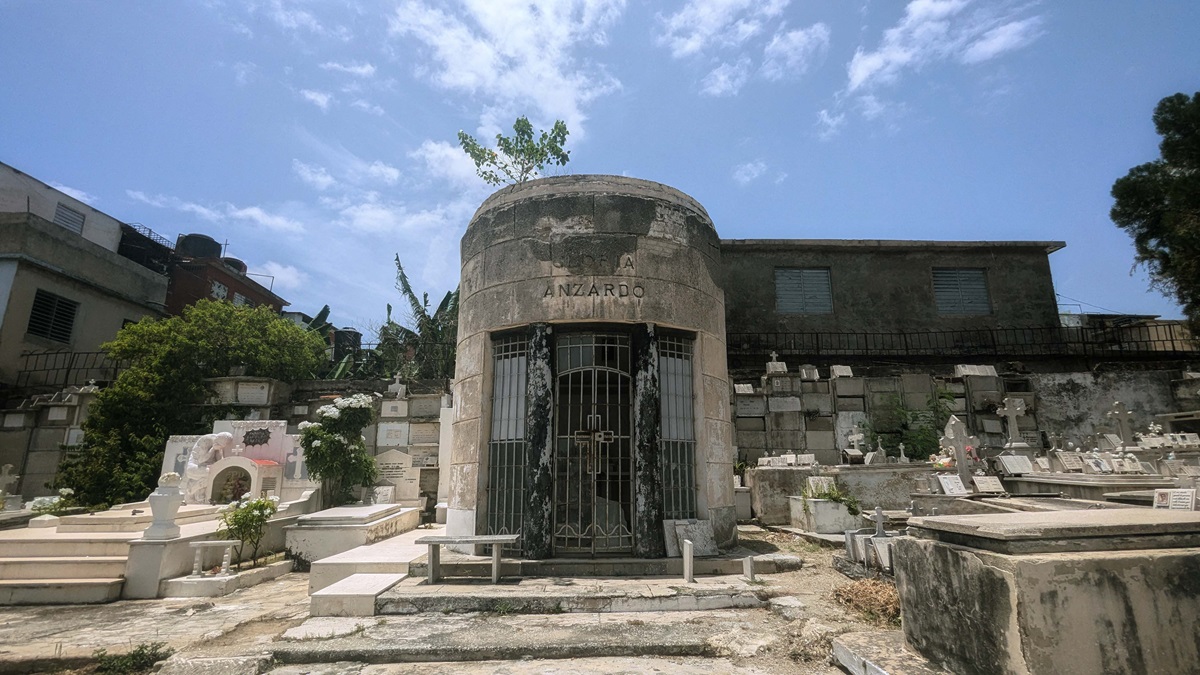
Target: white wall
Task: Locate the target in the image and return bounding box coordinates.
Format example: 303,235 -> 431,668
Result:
0,162 -> 122,251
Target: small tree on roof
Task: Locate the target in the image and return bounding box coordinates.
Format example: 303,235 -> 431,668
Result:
458,116 -> 570,186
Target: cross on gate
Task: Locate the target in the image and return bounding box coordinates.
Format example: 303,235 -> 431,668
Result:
0,464 -> 18,497
573,414 -> 614,475
1107,402 -> 1135,446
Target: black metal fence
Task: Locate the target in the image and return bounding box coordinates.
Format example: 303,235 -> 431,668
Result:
15,351 -> 126,389
727,323 -> 1197,359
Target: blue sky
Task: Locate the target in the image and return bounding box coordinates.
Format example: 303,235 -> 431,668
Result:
2,0 -> 1198,332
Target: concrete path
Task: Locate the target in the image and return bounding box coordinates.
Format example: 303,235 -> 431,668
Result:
0,573 -> 310,672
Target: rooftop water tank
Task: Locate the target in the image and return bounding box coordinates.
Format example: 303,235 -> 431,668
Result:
175,233 -> 221,259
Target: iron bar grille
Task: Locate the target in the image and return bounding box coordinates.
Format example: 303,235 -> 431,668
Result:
726,323 -> 1197,359
554,333 -> 633,556
485,335 -> 528,553
659,335 -> 698,520
15,350 -> 126,389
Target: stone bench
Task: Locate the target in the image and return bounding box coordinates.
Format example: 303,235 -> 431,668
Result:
189,540 -> 239,577
413,534 -> 520,584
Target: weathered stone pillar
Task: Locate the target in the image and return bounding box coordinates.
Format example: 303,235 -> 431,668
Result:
632,323 -> 666,558
523,323 -> 554,559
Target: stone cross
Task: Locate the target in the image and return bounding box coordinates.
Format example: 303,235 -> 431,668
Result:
286,446 -> 307,480
941,415 -> 980,486
897,443 -> 910,463
872,506 -> 886,537
847,432 -> 864,453
1107,401 -> 1135,447
0,464 -> 17,497
995,397 -> 1029,448
769,351 -> 778,362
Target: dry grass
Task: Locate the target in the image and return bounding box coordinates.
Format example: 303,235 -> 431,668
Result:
830,579 -> 901,627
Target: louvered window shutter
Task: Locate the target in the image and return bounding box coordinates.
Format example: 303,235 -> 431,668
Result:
53,203 -> 85,234
933,268 -> 990,315
775,268 -> 833,314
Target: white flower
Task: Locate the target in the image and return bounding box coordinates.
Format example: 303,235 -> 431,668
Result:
311,439 -> 321,448
59,488 -> 74,496
268,495 -> 280,503
298,421 -> 319,430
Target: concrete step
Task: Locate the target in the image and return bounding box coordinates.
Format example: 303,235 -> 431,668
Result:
0,538 -> 132,558
311,573 -> 407,617
0,578 -> 124,605
0,556 -> 127,580
406,549 -> 801,580
273,609 -> 760,665
308,527 -> 431,593
377,574 -> 774,615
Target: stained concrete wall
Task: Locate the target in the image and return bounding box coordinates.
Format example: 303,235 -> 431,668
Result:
452,175 -> 735,549
722,240 -> 1062,334
747,464 -> 933,524
895,536 -> 1200,675
1029,370 -> 1180,438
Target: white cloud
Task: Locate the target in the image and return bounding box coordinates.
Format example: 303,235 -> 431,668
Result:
960,17 -> 1042,64
232,62 -> 258,86
350,99 -> 385,115
815,109 -> 846,140
658,0 -> 788,58
409,140 -> 486,190
857,94 -> 886,120
300,89 -> 334,110
49,182 -> 98,205
389,0 -> 625,136
338,199 -> 457,235
732,160 -> 767,185
265,0 -> 336,37
760,23 -> 830,80
363,161 -> 400,185
253,261 -> 307,291
320,61 -> 376,77
700,58 -> 752,97
127,190 -> 304,233
292,160 -> 336,191
847,0 -> 1043,92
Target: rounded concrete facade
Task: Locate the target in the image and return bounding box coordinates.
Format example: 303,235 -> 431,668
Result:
448,175 -> 736,556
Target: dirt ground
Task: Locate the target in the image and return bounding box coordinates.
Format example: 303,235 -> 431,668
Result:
30,526 -> 894,675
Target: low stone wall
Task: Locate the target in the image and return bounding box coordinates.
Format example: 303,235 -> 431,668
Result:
747,464 -> 932,524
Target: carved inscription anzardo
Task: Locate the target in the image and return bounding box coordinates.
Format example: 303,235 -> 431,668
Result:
544,282 -> 645,298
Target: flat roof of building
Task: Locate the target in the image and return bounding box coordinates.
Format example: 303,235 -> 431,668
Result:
720,239 -> 1066,253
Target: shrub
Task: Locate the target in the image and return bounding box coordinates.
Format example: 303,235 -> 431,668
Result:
801,481 -> 861,516
217,495 -> 279,567
298,393 -> 379,508
831,579 -> 901,626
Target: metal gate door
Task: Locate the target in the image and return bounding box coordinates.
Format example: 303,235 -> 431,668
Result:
553,333 -> 634,556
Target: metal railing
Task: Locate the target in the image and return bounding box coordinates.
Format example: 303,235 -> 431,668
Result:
726,323 -> 1198,359
15,351 -> 127,389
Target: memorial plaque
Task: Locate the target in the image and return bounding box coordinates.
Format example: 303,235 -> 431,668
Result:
47,407 -> 69,421
863,451 -> 878,465
997,455 -> 1034,475
1034,457 -> 1051,472
375,449 -> 413,478
1186,433 -> 1200,446
291,405 -> 310,416
65,427 -> 84,445
734,384 -> 754,395
1162,459 -> 1186,476
771,377 -> 792,393
780,453 -> 798,466
1083,457 -> 1109,474
409,397 -> 442,417
373,485 -> 395,504
376,422 -> 410,447
410,423 -> 439,445
1058,452 -> 1084,471
806,476 -> 835,494
973,475 -> 1006,493
1153,489 -> 1196,510
937,475 -> 970,496
3,414 -> 24,428
768,396 -> 802,413
1182,465 -> 1200,478
237,382 -> 270,405
735,397 -> 766,417
382,400 -> 409,418
796,453 -> 817,466
408,445 -> 438,467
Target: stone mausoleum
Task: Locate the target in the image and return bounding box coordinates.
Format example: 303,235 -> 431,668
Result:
448,176 -> 734,558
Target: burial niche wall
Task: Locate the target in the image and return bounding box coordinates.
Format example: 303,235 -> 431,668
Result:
449,175 -> 735,556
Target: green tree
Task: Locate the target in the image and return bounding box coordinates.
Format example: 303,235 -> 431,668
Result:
55,301 -> 325,507
381,255 -> 458,380
1111,92 -> 1200,326
457,116 -> 570,186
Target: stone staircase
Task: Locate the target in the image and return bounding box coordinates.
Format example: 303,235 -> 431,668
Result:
0,503 -> 222,605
